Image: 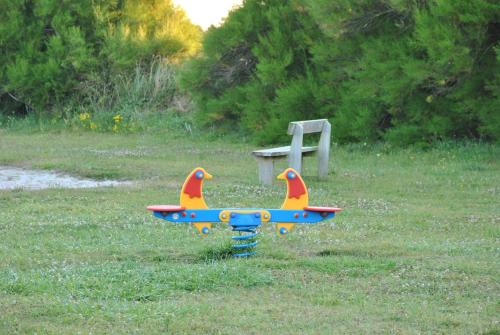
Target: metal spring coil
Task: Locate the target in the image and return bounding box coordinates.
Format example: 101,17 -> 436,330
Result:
231,225 -> 259,257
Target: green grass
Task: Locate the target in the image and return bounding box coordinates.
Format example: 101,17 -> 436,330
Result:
0,129 -> 498,334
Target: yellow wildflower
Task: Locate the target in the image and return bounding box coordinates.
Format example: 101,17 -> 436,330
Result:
79,112 -> 90,121
90,122 -> 97,130
113,114 -> 123,123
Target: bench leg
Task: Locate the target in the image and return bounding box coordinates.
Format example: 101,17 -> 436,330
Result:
256,158 -> 274,185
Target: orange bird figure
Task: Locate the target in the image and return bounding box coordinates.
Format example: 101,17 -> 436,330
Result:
276,168 -> 309,235
179,167 -> 213,234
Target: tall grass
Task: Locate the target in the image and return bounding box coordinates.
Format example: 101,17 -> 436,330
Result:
0,59 -> 195,134
82,59 -> 176,116
77,58 -> 194,131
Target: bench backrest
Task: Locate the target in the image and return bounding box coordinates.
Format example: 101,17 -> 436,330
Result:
287,119 -> 328,135
288,119 -> 331,177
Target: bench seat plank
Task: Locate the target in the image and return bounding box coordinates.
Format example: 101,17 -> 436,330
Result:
252,146 -> 318,157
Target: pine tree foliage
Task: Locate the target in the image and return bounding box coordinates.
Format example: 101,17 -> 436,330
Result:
0,0 -> 201,114
102,0 -> 201,71
183,0 -> 500,144
180,0 -> 322,143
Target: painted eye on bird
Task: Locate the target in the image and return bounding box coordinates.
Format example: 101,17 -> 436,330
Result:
287,171 -> 296,179
195,171 -> 204,179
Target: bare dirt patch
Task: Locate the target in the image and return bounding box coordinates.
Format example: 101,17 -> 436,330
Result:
0,166 -> 130,190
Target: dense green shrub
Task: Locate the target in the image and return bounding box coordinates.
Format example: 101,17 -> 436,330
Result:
0,0 -> 201,116
182,0 -> 500,144
309,0 -> 500,144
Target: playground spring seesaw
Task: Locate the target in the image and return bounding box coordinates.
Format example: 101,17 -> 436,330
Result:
147,167 -> 341,257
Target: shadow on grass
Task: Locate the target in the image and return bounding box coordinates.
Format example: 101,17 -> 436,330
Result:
481,329 -> 500,335
317,245 -> 404,258
197,243 -> 235,262
317,248 -> 371,257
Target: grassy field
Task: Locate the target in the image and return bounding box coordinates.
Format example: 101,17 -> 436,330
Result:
0,129 -> 498,334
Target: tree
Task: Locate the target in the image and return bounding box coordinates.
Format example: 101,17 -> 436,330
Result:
180,0 -> 322,143
0,0 -> 201,115
306,0 -> 500,143
183,0 -> 500,144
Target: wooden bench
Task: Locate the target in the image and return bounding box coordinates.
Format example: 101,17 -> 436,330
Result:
252,119 -> 331,185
